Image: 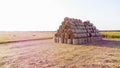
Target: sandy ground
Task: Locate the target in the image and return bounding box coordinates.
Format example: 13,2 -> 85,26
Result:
0,38 -> 120,68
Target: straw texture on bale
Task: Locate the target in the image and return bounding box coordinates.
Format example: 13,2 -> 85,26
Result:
54,17 -> 102,44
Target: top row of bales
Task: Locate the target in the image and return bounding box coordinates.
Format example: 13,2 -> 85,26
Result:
54,17 -> 102,45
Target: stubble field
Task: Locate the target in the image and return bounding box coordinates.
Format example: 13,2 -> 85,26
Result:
0,31 -> 120,68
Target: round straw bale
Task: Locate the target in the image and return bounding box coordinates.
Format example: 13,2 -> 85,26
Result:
60,33 -> 65,38
64,24 -> 70,29
62,21 -> 65,25
78,39 -> 82,44
89,23 -> 93,26
78,19 -> 82,23
71,28 -> 76,33
67,39 -> 72,44
57,29 -> 59,33
69,34 -> 74,39
63,29 -> 67,33
62,25 -> 65,28
82,38 -> 87,44
59,29 -> 64,33
65,20 -> 69,25
73,33 -> 78,38
54,37 -> 59,43
83,21 -> 90,26
59,38 -> 64,43
67,29 -> 72,34
80,38 -> 85,44
64,17 -> 69,21
69,21 -> 74,25
73,39 -> 79,45
87,37 -> 91,43
59,25 -> 62,29
64,38 -> 67,44
78,34 -> 82,37
65,33 -> 69,39
54,33 -> 58,37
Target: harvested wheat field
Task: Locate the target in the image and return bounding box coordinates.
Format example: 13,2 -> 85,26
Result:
0,32 -> 120,68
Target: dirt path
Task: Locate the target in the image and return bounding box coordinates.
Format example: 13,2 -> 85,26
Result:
0,39 -> 120,68
0,39 -> 53,68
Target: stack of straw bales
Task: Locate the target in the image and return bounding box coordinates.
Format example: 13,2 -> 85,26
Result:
54,17 -> 102,45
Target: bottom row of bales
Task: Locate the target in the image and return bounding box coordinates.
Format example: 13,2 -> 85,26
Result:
54,37 -> 102,45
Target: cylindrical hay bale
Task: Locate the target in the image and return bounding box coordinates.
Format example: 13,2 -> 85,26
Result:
73,39 -> 79,45
85,38 -> 88,43
77,29 -> 79,33
83,30 -> 85,33
96,37 -> 99,40
54,17 -> 102,44
93,37 -> 96,41
78,34 -> 81,37
70,25 -> 75,29
84,29 -> 86,32
91,37 -> 94,42
100,36 -> 102,40
96,37 -> 99,41
77,26 -> 80,29
71,29 -> 76,33
56,37 -> 59,43
67,39 -> 72,44
78,29 -> 81,33
78,19 -> 82,23
75,30 -> 78,33
70,34 -> 74,39
84,33 -> 87,37
59,38 -> 64,43
82,33 -> 85,37
64,20 -> 69,25
91,33 -> 94,36
69,21 -> 74,25
85,33 -> 88,37
62,21 -> 65,25
81,38 -> 84,44
80,34 -> 83,37
93,37 -> 96,42
86,33 -> 89,37
60,33 -> 65,38
54,37 -> 57,43
54,33 -> 59,43
92,37 -> 94,41
54,37 -> 58,43
64,39 -> 67,44
78,38 -> 82,44
87,37 -> 91,43
64,17 -> 69,21
96,33 -> 99,36
73,33 -> 77,37
65,33 -> 69,39
95,37 -> 98,41
82,38 -> 86,44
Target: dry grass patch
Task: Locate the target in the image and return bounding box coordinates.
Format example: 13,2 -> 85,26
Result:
0,37 -> 120,68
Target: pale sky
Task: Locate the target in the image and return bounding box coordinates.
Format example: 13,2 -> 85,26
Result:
0,0 -> 120,31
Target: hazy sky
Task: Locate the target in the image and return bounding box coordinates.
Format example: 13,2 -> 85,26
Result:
0,0 -> 120,31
